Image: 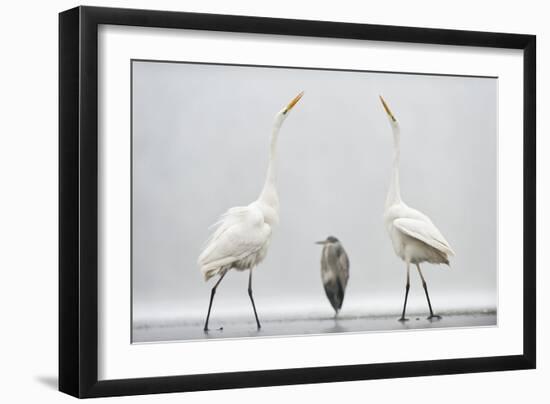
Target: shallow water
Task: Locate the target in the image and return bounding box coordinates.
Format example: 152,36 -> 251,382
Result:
133,310 -> 496,343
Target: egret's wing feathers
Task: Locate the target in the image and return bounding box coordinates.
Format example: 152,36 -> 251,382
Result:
198,205 -> 270,279
393,217 -> 455,256
204,206 -> 253,245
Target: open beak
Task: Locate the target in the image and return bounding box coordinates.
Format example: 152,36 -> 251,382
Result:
379,95 -> 397,122
284,91 -> 304,114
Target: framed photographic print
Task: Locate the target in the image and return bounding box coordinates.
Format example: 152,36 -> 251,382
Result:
59,6 -> 536,398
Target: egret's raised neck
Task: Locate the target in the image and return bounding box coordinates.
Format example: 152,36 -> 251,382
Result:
258,110 -> 286,207
257,91 -> 303,210
391,120 -> 401,165
386,119 -> 402,208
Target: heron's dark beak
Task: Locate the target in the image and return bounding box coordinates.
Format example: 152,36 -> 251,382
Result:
315,240 -> 327,245
379,95 -> 397,122
283,91 -> 304,114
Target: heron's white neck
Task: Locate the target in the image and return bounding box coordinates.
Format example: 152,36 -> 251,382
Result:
386,122 -> 402,208
258,114 -> 284,210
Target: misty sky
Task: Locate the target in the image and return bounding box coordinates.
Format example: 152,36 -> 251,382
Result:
132,60 -> 497,323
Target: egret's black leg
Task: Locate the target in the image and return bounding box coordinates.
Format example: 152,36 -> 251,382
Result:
416,264 -> 441,320
204,271 -> 227,331
248,269 -> 261,329
398,264 -> 411,322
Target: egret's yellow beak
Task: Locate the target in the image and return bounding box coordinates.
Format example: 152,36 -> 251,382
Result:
284,91 -> 304,114
379,95 -> 397,122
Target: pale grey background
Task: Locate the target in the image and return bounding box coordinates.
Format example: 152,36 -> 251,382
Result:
132,60 -> 497,327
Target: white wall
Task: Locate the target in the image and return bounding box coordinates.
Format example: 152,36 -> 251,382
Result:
0,0 -> 545,402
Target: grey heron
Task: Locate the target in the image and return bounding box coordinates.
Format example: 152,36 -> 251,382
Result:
316,236 -> 350,316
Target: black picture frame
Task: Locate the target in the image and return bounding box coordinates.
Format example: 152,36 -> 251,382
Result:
59,5 -> 536,398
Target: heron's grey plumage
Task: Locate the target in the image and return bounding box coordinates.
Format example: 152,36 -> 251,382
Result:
318,236 -> 350,315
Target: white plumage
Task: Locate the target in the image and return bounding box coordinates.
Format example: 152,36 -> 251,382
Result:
198,91 -> 303,331
199,203 -> 274,281
385,206 -> 455,265
380,95 -> 455,321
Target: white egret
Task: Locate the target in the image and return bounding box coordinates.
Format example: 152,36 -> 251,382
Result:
316,236 -> 350,317
379,95 -> 455,321
198,91 -> 304,331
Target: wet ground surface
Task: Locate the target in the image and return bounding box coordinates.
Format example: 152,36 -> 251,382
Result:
133,311 -> 496,343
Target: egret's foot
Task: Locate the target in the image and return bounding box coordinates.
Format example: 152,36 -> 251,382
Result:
256,323 -> 262,330
205,325 -> 223,332
398,317 -> 410,322
427,315 -> 442,321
